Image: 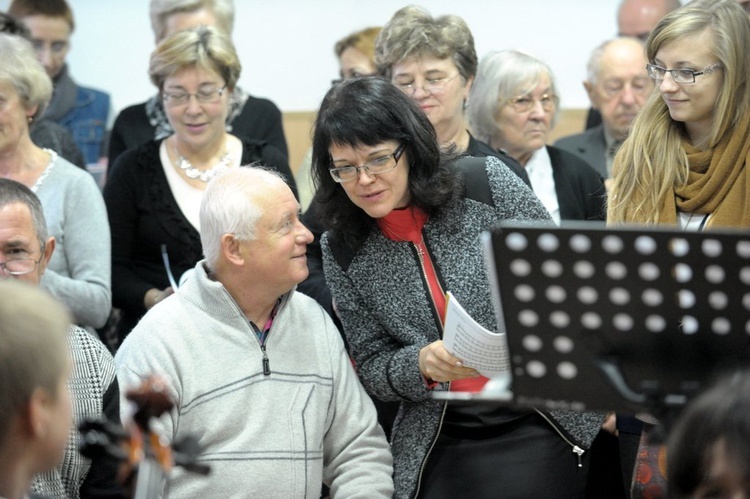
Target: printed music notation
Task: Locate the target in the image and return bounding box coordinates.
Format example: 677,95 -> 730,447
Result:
443,291 -> 511,378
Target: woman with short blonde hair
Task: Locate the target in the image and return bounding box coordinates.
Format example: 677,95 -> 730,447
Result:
104,26 -> 295,342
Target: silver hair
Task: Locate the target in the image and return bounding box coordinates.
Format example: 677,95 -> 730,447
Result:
467,49 -> 559,145
199,167 -> 286,269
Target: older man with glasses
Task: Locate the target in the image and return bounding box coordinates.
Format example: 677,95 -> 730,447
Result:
556,37 -> 654,184
0,178 -> 122,499
585,0 -> 680,130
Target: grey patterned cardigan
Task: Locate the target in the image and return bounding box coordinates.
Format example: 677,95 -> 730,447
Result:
322,156 -> 606,499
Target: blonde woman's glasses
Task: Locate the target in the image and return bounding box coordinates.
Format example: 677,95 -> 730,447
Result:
162,86 -> 227,107
646,62 -> 723,84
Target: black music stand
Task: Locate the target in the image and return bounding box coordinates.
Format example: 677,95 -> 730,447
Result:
479,221 -> 750,425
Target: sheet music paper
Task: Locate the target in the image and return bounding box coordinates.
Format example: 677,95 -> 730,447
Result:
442,291 -> 511,378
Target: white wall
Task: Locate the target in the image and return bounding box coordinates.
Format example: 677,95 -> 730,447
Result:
0,0 -> 625,115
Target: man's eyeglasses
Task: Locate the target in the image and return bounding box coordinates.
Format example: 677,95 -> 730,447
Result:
0,256 -> 42,276
329,144 -> 406,183
506,93 -> 558,113
646,62 -> 723,84
395,74 -> 460,96
162,86 -> 227,107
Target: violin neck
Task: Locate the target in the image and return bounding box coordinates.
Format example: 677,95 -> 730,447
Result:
133,459 -> 167,499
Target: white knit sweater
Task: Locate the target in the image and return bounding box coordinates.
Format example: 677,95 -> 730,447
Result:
115,261 -> 393,498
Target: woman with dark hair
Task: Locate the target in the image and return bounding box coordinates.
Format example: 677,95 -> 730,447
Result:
312,76 -> 606,498
667,371 -> 750,498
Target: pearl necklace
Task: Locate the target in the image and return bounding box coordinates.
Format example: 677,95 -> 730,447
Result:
173,144 -> 232,182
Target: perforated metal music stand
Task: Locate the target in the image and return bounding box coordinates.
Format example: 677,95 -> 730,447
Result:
483,221 -> 750,419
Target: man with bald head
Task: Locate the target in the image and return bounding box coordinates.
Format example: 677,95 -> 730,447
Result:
585,0 -> 679,130
556,37 -> 653,181
115,167 -> 393,498
618,0 -> 682,41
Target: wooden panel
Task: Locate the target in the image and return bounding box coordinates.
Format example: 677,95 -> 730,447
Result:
282,111 -> 316,175
548,108 -> 588,144
282,108 -> 588,173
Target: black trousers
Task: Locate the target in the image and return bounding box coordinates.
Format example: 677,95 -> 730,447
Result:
419,413 -> 589,499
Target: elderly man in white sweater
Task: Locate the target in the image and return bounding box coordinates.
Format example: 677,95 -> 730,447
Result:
115,167 -> 393,498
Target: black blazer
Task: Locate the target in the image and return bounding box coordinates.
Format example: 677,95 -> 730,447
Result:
546,145 -> 607,222
554,124 -> 609,179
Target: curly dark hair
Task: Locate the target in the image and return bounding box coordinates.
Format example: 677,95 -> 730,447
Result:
310,77 -> 457,247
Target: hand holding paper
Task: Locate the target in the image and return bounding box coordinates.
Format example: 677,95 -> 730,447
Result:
418,340 -> 480,383
442,291 -> 512,379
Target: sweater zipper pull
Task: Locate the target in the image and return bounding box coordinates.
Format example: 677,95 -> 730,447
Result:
572,445 -> 584,467
261,344 -> 271,376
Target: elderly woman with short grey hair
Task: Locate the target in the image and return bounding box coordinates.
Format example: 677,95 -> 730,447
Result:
0,32 -> 111,329
468,49 -> 607,224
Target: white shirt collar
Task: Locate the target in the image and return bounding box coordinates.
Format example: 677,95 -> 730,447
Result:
525,147 -> 561,225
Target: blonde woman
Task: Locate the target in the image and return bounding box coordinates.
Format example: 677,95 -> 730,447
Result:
104,26 -> 295,341
608,0 -> 750,228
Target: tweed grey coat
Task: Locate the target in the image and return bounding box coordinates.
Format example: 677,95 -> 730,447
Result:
322,156 -> 606,498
